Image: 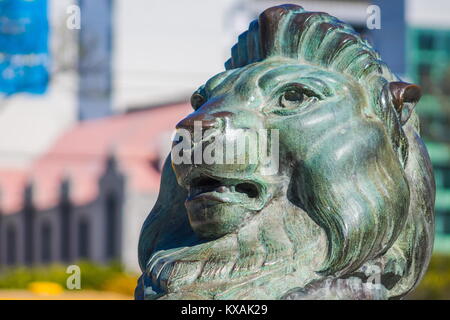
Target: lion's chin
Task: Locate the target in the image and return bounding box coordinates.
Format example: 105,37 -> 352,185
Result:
185,200 -> 257,239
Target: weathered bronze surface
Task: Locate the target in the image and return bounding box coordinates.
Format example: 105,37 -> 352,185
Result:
135,4 -> 435,300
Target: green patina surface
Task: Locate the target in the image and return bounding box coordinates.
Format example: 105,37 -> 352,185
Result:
135,5 -> 435,300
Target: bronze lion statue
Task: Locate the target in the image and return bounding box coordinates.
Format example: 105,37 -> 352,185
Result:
135,4 -> 435,300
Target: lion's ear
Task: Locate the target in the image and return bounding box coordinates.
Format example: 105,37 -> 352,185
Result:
389,82 -> 422,125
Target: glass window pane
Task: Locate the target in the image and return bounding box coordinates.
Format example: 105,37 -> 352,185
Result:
418,33 -> 435,50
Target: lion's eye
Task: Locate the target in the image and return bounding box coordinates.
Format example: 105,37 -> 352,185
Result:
191,93 -> 206,110
279,89 -> 305,109
276,85 -> 320,112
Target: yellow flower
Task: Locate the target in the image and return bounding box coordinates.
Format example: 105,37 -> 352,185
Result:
27,282 -> 63,296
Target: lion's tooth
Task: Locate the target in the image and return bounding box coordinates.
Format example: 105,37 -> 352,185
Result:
217,186 -> 227,193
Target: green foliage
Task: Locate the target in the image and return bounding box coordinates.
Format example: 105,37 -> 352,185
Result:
0,261 -> 137,295
409,254 -> 450,300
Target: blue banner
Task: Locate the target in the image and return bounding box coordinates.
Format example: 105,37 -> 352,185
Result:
0,0 -> 49,95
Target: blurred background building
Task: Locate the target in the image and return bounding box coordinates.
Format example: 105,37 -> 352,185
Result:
0,0 -> 449,298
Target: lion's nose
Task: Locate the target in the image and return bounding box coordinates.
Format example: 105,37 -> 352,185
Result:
176,111 -> 234,133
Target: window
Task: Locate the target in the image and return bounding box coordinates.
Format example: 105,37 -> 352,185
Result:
105,193 -> 119,260
443,211 -> 450,235
436,210 -> 450,235
442,67 -> 450,96
418,33 -> 435,50
418,63 -> 433,94
60,200 -> 72,262
23,208 -> 35,266
6,224 -> 17,266
443,167 -> 450,189
0,215 -> 2,265
435,168 -> 444,188
446,34 -> 450,54
41,221 -> 52,263
78,217 -> 90,259
409,29 -> 450,99
435,166 -> 450,190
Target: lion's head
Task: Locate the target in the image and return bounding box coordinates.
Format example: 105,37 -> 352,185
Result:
136,4 -> 435,300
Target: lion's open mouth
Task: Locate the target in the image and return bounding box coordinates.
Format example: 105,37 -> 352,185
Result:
187,175 -> 262,205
